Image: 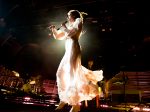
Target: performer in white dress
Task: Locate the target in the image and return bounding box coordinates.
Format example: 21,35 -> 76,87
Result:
50,10 -> 103,112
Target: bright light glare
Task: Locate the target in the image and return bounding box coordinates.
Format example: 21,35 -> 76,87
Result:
24,97 -> 31,101
142,107 -> 150,111
133,107 -> 140,111
23,102 -> 33,104
30,80 -> 36,84
12,71 -> 19,77
100,104 -> 108,108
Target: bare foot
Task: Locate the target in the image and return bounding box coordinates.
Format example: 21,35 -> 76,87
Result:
69,105 -> 80,112
55,101 -> 66,110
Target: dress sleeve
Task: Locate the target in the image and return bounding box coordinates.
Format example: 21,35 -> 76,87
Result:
67,18 -> 82,38
73,18 -> 82,30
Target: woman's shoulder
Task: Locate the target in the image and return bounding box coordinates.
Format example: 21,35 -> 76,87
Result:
73,18 -> 82,29
75,18 -> 82,23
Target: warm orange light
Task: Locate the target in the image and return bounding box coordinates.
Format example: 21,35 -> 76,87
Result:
12,71 -> 19,77
30,80 -> 36,84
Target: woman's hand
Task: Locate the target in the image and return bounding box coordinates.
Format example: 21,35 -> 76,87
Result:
49,25 -> 55,31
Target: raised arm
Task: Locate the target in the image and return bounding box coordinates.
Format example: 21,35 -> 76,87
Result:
50,25 -> 66,40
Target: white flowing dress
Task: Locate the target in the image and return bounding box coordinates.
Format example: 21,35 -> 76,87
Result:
56,18 -> 103,105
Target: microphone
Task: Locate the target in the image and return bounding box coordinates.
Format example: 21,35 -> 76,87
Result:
47,21 -> 68,30
47,21 -> 67,38
57,21 -> 68,30
63,21 -> 68,24
47,21 -> 67,30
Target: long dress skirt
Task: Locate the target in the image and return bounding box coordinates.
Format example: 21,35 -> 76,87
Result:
56,37 -> 103,105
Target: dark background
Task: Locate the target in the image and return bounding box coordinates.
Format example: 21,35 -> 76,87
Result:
0,0 -> 149,80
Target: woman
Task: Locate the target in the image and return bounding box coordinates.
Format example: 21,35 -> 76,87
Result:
50,10 -> 103,112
